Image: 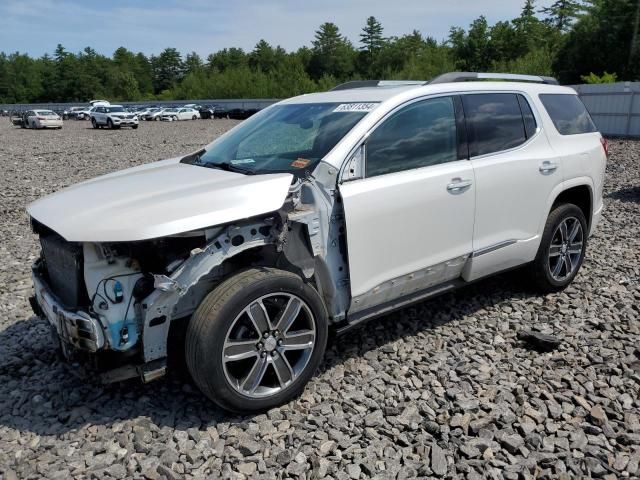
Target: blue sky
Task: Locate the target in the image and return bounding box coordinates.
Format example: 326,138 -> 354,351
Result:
0,0 -> 555,58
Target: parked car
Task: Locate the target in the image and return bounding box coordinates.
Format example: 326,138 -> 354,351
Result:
213,105 -> 231,119
75,107 -> 94,120
90,105 -> 139,129
143,108 -> 165,121
26,72 -> 606,413
20,109 -> 63,129
198,105 -> 218,119
160,107 -> 200,121
90,99 -> 111,107
228,108 -> 259,120
9,111 -> 25,126
67,107 -> 86,119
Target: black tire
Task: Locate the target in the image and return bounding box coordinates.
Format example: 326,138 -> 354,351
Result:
107,118 -> 113,129
132,124 -> 138,129
528,203 -> 588,293
185,267 -> 328,413
192,115 -> 197,120
172,115 -> 178,121
91,118 -> 98,129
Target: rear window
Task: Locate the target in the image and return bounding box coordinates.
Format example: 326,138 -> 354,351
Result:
462,93 -> 528,157
539,94 -> 597,135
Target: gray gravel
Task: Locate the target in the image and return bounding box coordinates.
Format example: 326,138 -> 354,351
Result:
0,119 -> 639,479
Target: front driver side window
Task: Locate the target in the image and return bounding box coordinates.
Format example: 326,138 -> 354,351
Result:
366,96 -> 457,178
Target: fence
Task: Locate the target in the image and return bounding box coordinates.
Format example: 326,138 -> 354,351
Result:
571,82 -> 640,138
3,84 -> 640,138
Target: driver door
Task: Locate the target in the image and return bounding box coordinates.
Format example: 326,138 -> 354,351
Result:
339,95 -> 475,312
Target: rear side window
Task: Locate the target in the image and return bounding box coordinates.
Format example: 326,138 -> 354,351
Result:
462,93 -> 527,157
539,94 -> 597,135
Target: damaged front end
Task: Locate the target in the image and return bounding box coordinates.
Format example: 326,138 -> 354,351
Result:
29,215 -> 281,382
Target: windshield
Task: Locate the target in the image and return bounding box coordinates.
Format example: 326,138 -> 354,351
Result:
189,102 -> 375,175
36,111 -> 57,116
106,106 -> 126,113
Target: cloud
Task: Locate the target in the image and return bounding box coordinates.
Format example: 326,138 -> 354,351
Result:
0,0 -> 555,58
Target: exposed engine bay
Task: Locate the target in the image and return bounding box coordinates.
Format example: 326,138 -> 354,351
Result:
29,171 -> 350,383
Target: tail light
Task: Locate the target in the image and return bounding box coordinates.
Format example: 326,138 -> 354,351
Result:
600,137 -> 609,157
37,116 -> 46,120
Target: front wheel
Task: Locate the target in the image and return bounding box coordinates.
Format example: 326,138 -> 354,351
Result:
107,118 -> 113,129
528,203 -> 588,293
132,124 -> 138,129
185,268 -> 328,413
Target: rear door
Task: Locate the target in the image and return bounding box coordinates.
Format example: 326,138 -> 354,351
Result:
462,92 -> 562,280
340,95 -> 476,312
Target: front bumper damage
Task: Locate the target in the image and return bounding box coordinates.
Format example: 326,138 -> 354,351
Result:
30,263 -> 166,384
32,265 -> 105,352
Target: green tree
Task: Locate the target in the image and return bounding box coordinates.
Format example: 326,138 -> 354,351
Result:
541,0 -> 585,30
151,47 -> 183,93
554,0 -> 640,82
308,22 -> 355,80
358,16 -> 386,77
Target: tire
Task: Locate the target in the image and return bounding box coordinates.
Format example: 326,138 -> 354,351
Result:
528,203 -> 588,293
186,267 -> 328,413
172,115 -> 178,121
107,119 -> 113,129
91,118 -> 98,129
192,115 -> 197,120
132,124 -> 138,129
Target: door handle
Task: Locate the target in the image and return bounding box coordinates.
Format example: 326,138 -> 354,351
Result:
447,178 -> 473,193
539,161 -> 558,174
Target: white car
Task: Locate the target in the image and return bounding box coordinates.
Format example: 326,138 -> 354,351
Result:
27,72 -> 606,413
160,107 -> 200,121
75,107 -> 94,120
90,105 -> 139,129
21,110 -> 63,129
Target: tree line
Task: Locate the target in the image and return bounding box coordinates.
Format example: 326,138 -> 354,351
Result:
0,0 -> 638,104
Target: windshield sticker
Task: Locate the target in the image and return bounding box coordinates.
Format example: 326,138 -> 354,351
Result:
231,158 -> 255,165
333,103 -> 378,113
291,158 -> 311,169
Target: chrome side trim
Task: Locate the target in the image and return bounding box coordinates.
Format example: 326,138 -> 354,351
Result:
472,240 -> 517,257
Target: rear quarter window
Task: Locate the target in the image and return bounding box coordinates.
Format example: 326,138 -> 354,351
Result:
539,94 -> 597,135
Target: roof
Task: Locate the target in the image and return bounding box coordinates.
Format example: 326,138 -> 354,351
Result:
280,81 -> 575,106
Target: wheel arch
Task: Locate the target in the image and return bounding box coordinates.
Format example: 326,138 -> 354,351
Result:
543,178 -> 594,235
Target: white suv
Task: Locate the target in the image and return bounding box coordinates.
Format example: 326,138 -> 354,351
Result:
27,72 -> 606,412
90,105 -> 139,129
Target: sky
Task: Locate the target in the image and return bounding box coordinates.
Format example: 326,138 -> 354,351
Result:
0,0 -> 555,58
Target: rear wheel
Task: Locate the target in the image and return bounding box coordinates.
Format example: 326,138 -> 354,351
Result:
192,115 -> 197,120
91,118 -> 98,129
186,268 -> 328,413
528,203 -> 587,292
132,124 -> 138,129
172,115 -> 178,121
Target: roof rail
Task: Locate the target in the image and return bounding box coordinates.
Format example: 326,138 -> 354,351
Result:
330,80 -> 427,91
429,72 -> 559,85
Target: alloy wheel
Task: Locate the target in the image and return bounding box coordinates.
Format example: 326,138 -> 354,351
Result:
548,216 -> 584,281
222,293 -> 316,398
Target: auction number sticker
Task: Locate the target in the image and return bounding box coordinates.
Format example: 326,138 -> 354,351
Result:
333,103 -> 378,113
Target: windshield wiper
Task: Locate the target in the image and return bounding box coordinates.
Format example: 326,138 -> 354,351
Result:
206,161 -> 256,175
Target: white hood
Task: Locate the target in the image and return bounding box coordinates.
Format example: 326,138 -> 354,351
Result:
27,158 -> 293,242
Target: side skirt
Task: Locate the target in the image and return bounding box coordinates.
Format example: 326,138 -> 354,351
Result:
335,279 -> 465,335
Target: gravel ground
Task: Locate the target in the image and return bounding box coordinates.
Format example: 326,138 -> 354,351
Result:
0,119 -> 639,479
